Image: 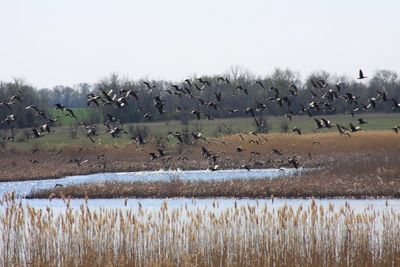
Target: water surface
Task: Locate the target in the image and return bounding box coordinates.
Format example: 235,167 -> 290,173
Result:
10,198 -> 400,214
0,168 -> 304,197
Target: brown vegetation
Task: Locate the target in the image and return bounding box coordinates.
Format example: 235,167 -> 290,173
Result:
2,193 -> 400,266
28,161 -> 400,199
26,130 -> 400,198
1,131 -> 399,183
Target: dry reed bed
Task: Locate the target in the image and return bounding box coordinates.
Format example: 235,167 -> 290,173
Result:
1,193 -> 400,266
1,131 -> 399,182
28,153 -> 400,198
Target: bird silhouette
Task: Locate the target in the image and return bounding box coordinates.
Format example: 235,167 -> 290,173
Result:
292,127 -> 302,135
349,123 -> 362,132
357,69 -> 367,79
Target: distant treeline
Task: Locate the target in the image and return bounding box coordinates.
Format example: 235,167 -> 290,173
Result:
1,67 -> 399,129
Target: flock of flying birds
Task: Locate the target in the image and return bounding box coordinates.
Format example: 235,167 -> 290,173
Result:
1,69 -> 400,171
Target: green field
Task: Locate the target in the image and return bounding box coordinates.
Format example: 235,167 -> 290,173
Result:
2,112 -> 400,150
49,108 -> 102,126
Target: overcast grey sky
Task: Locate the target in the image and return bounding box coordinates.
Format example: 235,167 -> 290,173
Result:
0,0 -> 399,88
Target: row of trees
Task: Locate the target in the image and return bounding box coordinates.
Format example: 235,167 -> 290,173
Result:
1,68 -> 399,130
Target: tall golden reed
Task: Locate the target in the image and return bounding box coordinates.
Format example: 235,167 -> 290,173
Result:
1,193 -> 399,267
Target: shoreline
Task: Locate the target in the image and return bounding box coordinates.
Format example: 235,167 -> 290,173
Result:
26,164 -> 400,199
1,131 -> 399,199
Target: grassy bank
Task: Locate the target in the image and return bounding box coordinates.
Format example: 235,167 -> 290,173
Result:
2,112 -> 399,149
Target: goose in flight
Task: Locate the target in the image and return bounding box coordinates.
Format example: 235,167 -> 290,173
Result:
292,127 -> 302,135
287,157 -> 299,169
336,124 -> 351,137
0,102 -> 13,111
240,164 -> 251,171
207,164 -> 219,171
69,158 -> 89,167
39,124 -> 51,133
31,128 -> 43,138
2,114 -> 16,124
314,118 -> 324,129
288,84 -> 298,96
391,98 -> 400,110
390,126 -> 399,133
86,94 -> 102,107
149,153 -> 158,160
250,80 -> 265,89
54,103 -> 67,110
357,118 -> 368,124
10,95 -> 23,103
349,123 -> 362,132
217,77 -> 230,84
357,69 -> 367,79
142,81 -> 156,89
235,146 -> 245,152
65,108 -> 78,119
272,148 -> 283,156
183,79 -> 192,88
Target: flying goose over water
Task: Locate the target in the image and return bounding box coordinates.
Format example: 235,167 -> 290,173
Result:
207,164 -> 219,171
201,146 -> 212,159
240,164 -> 251,171
287,157 -> 299,169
